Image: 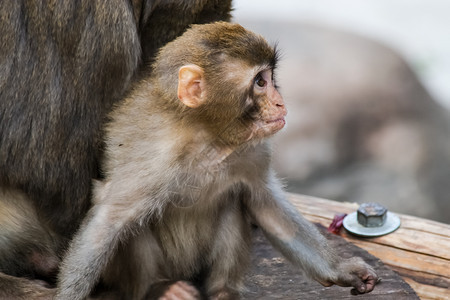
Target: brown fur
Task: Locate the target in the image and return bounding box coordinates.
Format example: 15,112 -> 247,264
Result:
0,1 -> 232,298
56,22 -> 377,300
0,188 -> 60,282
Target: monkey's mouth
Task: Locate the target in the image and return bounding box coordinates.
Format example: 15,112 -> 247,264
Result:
250,118 -> 286,141
266,118 -> 285,127
263,118 -> 286,132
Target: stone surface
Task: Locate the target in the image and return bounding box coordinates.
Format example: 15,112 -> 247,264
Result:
243,226 -> 418,299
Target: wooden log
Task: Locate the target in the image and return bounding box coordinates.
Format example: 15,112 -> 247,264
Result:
287,193 -> 450,300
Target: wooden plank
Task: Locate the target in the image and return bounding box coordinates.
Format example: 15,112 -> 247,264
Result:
341,224 -> 450,260
288,193 -> 450,258
348,240 -> 449,278
399,214 -> 450,237
404,278 -> 450,300
287,193 -> 450,300
394,266 -> 449,298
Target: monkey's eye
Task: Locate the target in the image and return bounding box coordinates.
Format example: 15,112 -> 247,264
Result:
255,74 -> 266,88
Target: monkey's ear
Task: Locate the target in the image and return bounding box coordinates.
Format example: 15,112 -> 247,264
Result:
177,65 -> 205,108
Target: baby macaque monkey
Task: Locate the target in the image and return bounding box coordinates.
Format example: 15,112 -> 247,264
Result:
56,22 -> 378,299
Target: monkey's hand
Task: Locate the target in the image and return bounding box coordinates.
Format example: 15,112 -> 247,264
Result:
320,257 -> 378,295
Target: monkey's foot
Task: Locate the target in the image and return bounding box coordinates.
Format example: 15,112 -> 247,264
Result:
158,281 -> 201,300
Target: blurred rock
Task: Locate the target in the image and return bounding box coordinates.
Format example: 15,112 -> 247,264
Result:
239,20 -> 450,223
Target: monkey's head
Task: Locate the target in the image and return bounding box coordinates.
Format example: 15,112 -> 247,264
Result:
153,22 -> 287,146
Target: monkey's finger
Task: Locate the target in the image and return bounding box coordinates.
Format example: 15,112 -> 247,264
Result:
349,280 -> 367,295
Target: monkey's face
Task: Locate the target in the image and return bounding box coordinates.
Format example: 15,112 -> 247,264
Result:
220,65 -> 287,145
243,68 -> 287,141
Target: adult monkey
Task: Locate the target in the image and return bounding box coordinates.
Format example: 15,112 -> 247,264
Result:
0,0 -> 232,298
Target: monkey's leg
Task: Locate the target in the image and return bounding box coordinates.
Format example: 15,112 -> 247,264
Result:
102,227 -> 172,299
0,188 -> 61,283
204,200 -> 252,299
245,173 -> 378,294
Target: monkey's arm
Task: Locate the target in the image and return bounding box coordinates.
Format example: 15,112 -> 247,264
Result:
245,171 -> 378,294
56,203 -> 122,300
56,181 -> 155,300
